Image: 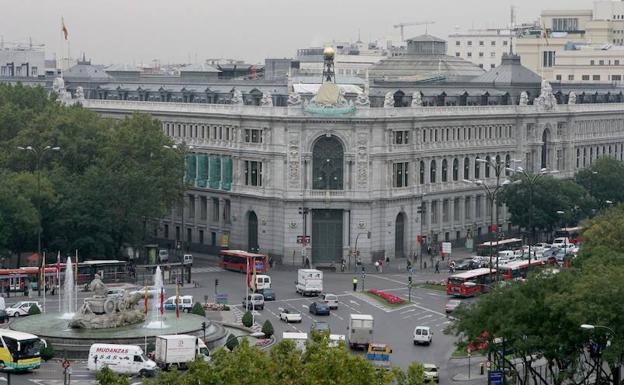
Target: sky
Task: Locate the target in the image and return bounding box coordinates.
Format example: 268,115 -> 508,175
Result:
0,0 -> 594,65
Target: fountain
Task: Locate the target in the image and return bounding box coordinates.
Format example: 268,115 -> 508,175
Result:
60,257 -> 75,319
145,266 -> 166,329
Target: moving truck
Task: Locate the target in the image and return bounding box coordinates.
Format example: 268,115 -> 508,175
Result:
154,335 -> 210,369
295,269 -> 323,296
347,314 -> 374,349
88,344 -> 157,377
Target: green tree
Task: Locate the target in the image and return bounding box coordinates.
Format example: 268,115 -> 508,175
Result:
190,302 -> 206,317
576,157 -> 624,205
261,320 -> 274,338
242,311 -> 253,327
28,303 -> 41,315
96,367 -> 132,385
225,333 -> 239,351
40,343 -> 54,361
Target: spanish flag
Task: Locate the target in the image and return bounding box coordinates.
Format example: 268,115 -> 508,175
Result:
175,285 -> 180,319
61,17 -> 68,40
144,286 -> 149,314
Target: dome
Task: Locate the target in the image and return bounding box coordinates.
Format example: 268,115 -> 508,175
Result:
323,47 -> 335,60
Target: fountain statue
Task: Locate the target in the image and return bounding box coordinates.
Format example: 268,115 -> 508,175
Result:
69,274 -> 145,329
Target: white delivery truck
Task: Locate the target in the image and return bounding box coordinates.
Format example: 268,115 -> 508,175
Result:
347,314 -> 374,350
154,335 -> 210,369
295,269 -> 323,296
282,332 -> 308,351
88,344 -> 157,377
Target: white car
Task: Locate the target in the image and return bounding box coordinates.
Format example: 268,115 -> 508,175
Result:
279,308 -> 302,323
413,326 -> 433,345
423,363 -> 439,382
5,301 -> 41,317
321,293 -> 338,309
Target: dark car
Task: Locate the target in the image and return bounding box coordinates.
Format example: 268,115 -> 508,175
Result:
455,259 -> 480,271
259,288 -> 276,301
0,309 -> 8,324
309,302 -> 330,315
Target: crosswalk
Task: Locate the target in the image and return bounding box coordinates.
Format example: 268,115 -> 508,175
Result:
191,266 -> 224,273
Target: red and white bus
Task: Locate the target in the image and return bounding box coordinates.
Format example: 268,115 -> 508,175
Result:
476,238 -> 523,256
498,259 -> 545,281
554,226 -> 584,245
218,250 -> 269,273
446,268 -> 496,297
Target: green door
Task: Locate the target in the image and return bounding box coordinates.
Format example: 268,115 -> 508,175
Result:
312,209 -> 343,263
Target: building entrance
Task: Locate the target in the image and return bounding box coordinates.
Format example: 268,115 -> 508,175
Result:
311,209 -> 343,263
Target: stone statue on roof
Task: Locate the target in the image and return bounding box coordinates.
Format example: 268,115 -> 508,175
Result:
75,86 -> 85,101
535,80 -> 557,110
260,91 -> 273,107
519,91 -> 529,106
287,91 -> 302,106
568,92 -> 577,105
383,92 -> 395,108
231,88 -> 244,105
355,91 -> 371,108
52,77 -> 72,105
411,91 -> 423,107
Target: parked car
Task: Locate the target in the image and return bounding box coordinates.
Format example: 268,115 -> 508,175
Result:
309,302 -> 330,316
279,308 -> 302,323
455,259 -> 480,271
413,326 -> 433,345
311,321 -> 330,334
258,288 -> 276,301
242,294 -> 264,311
321,293 -> 338,309
423,363 -> 439,382
445,299 -> 461,314
0,309 -> 9,323
5,301 -> 41,317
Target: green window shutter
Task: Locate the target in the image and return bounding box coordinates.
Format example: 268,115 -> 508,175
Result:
209,156 -> 221,189
197,154 -> 209,188
221,157 -> 233,191
185,154 -> 197,185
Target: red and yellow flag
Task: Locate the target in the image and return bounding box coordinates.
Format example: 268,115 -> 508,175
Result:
61,18 -> 68,40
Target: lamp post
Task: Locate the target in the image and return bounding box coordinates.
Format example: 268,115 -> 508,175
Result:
417,193 -> 426,270
18,145 -> 61,296
463,157 -> 509,282
505,166 -> 553,271
353,231 -> 370,272
581,324 -> 618,385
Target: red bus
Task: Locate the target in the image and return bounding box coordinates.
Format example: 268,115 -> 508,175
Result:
218,250 -> 269,273
554,226 -> 583,244
476,238 -> 523,256
498,259 -> 545,281
447,268 -> 496,297
0,266 -> 59,292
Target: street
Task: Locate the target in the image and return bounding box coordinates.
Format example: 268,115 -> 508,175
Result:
0,256 -> 481,384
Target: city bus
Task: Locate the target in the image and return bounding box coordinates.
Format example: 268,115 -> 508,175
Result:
476,238 -> 523,256
498,260 -> 545,281
0,330 -> 46,371
0,267 -> 59,293
446,268 -> 496,297
554,226 -> 584,244
218,250 -> 269,273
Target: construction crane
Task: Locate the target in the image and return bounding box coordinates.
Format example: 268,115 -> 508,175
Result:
393,21 -> 436,42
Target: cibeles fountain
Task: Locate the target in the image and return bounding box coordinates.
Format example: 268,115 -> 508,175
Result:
10,265 -> 226,358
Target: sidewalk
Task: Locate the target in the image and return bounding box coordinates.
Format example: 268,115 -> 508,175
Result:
449,354 -> 489,382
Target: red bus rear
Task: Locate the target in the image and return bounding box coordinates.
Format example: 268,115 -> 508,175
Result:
499,260 -> 545,280
218,250 -> 269,273
447,268 -> 495,297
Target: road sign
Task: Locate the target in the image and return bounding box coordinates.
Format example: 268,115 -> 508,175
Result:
215,293 -> 228,304
442,242 -> 452,254
62,359 -> 70,369
296,235 -> 311,245
489,370 -> 503,385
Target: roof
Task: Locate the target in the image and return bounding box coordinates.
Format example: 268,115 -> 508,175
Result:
180,63 -> 220,73
406,34 -> 446,43
64,63 -> 112,82
449,268 -> 495,278
350,314 -> 373,320
0,329 -> 40,340
105,64 -> 140,72
293,83 -> 362,95
471,54 -> 541,85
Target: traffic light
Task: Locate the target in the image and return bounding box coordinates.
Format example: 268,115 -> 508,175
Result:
215,278 -> 219,287
201,321 -> 207,331
408,276 -> 413,284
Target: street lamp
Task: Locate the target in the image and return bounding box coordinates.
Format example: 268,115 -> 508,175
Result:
17,145 -> 61,296
417,193 -> 426,270
463,157 -> 509,282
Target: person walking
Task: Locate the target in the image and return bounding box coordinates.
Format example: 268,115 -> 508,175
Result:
435,260 -> 440,274
352,276 -> 358,291
374,261 -> 380,272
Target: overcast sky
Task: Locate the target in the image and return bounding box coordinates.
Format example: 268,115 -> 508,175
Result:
1,0 -> 593,65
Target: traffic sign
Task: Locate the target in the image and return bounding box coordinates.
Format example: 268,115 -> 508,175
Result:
216,293 -> 228,304
442,242 -> 452,254
489,370 -> 503,385
62,359 -> 70,369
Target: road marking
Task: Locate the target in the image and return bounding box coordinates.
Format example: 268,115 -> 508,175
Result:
366,274 -> 407,285
349,300 -> 360,306
416,314 -> 433,321
191,266 -> 225,273
426,292 -> 443,297
400,309 -> 416,315
331,312 -> 344,321
302,304 -> 309,309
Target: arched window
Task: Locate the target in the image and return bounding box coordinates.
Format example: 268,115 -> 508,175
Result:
485,156 -> 491,178
442,159 -> 448,182
475,157 -> 481,179
464,157 -> 470,180
452,158 -> 459,181
313,135 -> 344,190
419,161 -> 425,184
541,129 -> 550,169
430,160 -> 437,183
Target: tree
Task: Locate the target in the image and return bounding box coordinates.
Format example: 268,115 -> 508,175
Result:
190,302 -> 205,317
576,204 -> 624,266
40,343 -> 54,361
242,311 -> 253,327
225,333 -> 239,351
28,303 -> 41,315
576,157 -> 624,206
261,320 -> 274,338
96,367 -> 132,385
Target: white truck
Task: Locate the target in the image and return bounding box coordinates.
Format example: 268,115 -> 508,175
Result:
88,344 -> 157,377
295,269 -> 323,296
347,314 -> 374,350
154,335 -> 210,370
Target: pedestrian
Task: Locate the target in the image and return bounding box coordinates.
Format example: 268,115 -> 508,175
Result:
268,256 -> 274,268
427,246 -> 432,256
379,260 -> 383,273
406,259 -> 412,272
435,260 -> 440,274
441,253 -> 445,262
374,261 -> 380,272
305,257 -> 310,268
352,276 -> 358,291
341,258 -> 346,272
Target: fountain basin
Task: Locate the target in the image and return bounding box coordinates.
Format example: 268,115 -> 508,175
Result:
11,313 -> 226,359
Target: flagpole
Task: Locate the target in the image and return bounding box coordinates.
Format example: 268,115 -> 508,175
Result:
57,251 -> 61,314
74,249 -> 78,314
42,252 -> 46,314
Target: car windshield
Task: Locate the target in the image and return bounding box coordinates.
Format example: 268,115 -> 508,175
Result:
317,303 -> 328,308
8,303 -> 21,309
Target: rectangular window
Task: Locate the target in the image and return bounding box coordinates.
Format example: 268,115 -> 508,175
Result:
467,41 -> 472,46
582,75 -> 590,81
454,198 -> 460,222
543,51 -> 555,67
490,64 -> 496,69
467,52 -> 472,57
164,224 -> 169,239
491,41 -> 496,46
244,129 -> 263,143
552,18 -> 579,32
200,197 -> 207,220
568,74 -> 575,81
556,74 -> 562,80
599,60 -> 605,66
593,75 -> 601,81
455,41 -> 461,46
31,67 -> 38,76
490,52 -> 496,58
479,52 -> 484,57
590,60 -> 595,66
223,199 -> 231,223
199,230 -> 204,245
503,41 -> 508,46
616,60 -> 620,65
475,196 -> 482,219
442,200 -> 449,222
612,75 -> 622,81
392,130 -> 409,144
212,198 -> 219,222
455,52 -> 460,57
431,201 -> 438,224
479,41 -> 484,46
186,228 -> 192,243
211,232 -> 217,246
465,197 -> 471,220
244,160 -> 263,186
188,195 -> 195,219
392,162 -> 409,188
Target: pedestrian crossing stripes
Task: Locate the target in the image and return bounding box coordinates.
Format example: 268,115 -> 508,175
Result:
191,266 -> 225,273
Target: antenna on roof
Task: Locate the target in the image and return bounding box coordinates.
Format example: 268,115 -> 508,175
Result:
510,5 -> 516,55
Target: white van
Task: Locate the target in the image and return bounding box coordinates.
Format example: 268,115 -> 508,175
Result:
88,344 -> 157,377
413,326 -> 433,345
183,254 -> 193,266
282,332 -> 308,351
253,275 -> 271,291
158,249 -> 169,263
163,295 -> 193,312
